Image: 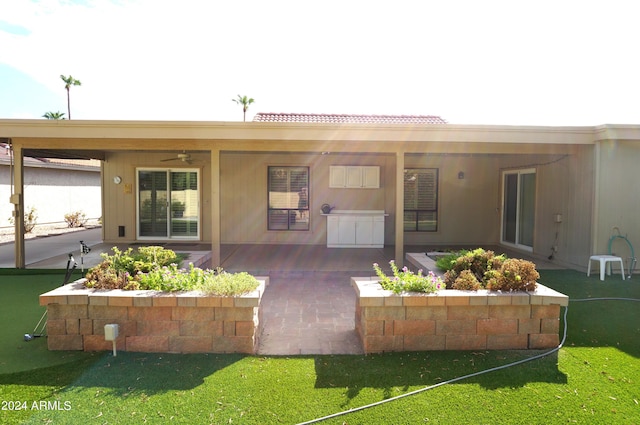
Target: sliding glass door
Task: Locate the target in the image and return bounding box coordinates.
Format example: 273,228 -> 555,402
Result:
138,169 -> 199,239
501,169 -> 535,251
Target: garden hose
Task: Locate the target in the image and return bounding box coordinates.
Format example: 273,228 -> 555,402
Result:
296,297 -> 640,425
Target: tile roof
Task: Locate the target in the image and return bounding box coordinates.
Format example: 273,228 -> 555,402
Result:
253,112 -> 447,124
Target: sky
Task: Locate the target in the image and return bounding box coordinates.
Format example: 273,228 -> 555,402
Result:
1,0 -> 639,126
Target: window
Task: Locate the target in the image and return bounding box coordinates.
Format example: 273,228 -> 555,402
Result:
137,169 -> 200,239
268,166 -> 309,230
404,168 -> 438,232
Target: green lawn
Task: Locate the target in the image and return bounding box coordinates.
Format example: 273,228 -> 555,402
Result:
0,269 -> 638,424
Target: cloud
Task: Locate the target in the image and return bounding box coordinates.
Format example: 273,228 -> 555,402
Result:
0,20 -> 31,36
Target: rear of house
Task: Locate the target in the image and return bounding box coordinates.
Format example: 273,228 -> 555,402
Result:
2,117 -> 639,272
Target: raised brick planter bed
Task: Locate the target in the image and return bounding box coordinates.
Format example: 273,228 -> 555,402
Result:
39,278 -> 268,354
352,277 -> 568,353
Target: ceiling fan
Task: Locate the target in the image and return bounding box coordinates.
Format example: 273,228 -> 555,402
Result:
161,151 -> 192,164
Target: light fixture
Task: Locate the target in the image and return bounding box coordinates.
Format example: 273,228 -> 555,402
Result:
104,324 -> 119,356
458,171 -> 465,180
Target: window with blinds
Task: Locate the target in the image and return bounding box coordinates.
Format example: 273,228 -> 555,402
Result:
268,166 -> 309,230
404,168 -> 438,232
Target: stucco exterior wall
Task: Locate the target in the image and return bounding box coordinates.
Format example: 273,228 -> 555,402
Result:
493,149 -> 593,269
102,151 -> 211,243
0,165 -> 101,228
219,152 -> 394,244
219,152 -> 517,247
100,147 -> 595,269
403,154 -> 501,247
593,140 -> 640,264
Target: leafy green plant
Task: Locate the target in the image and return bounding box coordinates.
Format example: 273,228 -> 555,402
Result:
435,249 -> 468,271
373,260 -> 443,294
85,246 -> 181,289
64,211 -> 88,228
84,246 -> 259,295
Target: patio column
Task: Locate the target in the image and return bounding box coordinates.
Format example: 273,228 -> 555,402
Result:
395,150 -> 405,267
591,141 -> 601,255
11,142 -> 25,268
210,148 -> 221,266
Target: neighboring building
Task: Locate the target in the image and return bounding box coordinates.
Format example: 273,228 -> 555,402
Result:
2,115 -> 639,271
253,112 -> 448,124
0,142 -> 101,228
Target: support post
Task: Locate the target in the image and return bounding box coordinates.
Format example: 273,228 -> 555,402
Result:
395,151 -> 405,267
11,143 -> 25,268
210,148 -> 221,267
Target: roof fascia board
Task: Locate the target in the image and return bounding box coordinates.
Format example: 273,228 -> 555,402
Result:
1,119 -> 599,145
593,124 -> 640,142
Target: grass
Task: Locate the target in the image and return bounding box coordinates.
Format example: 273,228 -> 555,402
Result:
0,269 -> 95,374
0,269 -> 638,424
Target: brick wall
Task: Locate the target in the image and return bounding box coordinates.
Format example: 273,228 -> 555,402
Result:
40,278 -> 267,354
352,277 -> 568,353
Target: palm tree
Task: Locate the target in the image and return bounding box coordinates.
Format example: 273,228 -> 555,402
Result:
232,95 -> 255,122
60,75 -> 81,119
42,111 -> 66,120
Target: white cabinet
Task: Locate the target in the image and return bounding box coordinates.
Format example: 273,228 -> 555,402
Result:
373,215 -> 385,245
361,166 -> 380,188
329,166 -> 346,188
345,167 -> 362,188
326,216 -> 341,246
326,211 -> 385,248
339,216 -> 357,245
329,166 -> 380,188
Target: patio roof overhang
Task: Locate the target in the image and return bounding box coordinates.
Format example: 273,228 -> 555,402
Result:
0,118 -> 606,159
4,119 -> 640,269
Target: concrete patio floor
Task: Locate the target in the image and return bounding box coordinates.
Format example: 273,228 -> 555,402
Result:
0,229 -> 563,355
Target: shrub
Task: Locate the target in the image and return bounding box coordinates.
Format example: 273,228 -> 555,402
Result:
84,246 -> 259,295
64,211 -> 88,228
486,258 -> 539,292
9,206 -> 38,233
451,269 -> 482,290
444,248 -> 506,289
84,260 -> 130,290
373,261 -> 444,294
442,248 -> 539,292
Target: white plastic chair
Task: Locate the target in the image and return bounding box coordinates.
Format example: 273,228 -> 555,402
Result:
587,255 -> 625,281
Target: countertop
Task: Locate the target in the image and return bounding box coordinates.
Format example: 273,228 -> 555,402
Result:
321,210 -> 389,216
